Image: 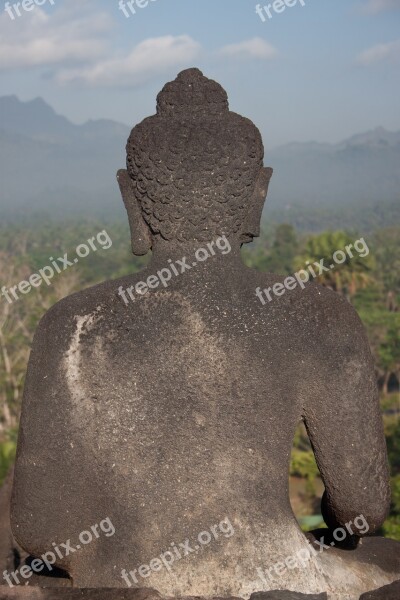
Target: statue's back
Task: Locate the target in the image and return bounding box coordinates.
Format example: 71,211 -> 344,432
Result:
11,68 -> 400,599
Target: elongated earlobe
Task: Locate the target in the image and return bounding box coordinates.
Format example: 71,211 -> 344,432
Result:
117,169 -> 152,256
241,166 -> 273,244
259,166 -> 273,195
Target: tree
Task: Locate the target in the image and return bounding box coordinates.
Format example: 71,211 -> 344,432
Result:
379,325 -> 400,397
243,223 -> 298,275
296,231 -> 375,297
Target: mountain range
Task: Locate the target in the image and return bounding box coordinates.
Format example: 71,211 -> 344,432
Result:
0,95 -> 399,230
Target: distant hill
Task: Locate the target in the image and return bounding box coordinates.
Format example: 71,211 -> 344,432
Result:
266,127 -> 400,230
267,126 -> 400,209
0,95 -> 129,143
0,95 -> 399,230
0,95 -> 130,219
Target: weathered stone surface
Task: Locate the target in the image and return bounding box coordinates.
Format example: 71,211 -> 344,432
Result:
251,592 -> 327,599
0,470 -> 70,590
0,588 -> 161,600
0,469 -> 15,575
0,590 -> 328,600
9,68 -> 400,599
359,579 -> 400,598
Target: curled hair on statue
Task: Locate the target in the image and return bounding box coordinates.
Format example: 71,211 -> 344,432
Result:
126,69 -> 265,243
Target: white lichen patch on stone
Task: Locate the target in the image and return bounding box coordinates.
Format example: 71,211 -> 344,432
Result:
63,308 -> 103,409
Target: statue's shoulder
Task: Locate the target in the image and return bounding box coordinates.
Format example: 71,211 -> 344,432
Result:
298,282 -> 369,352
254,271 -> 360,324
303,282 -> 362,323
33,277 -> 129,338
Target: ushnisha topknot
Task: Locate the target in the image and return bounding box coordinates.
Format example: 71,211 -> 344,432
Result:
156,68 -> 229,118
126,68 -> 264,243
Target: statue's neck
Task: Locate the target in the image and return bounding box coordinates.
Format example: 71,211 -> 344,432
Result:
148,237 -> 243,272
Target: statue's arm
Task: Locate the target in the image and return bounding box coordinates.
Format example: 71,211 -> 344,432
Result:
302,295 -> 391,535
11,300 -> 73,552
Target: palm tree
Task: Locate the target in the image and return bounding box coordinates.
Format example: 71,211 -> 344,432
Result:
295,231 -> 375,298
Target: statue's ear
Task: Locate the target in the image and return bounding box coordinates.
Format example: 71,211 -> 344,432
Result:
255,166 -> 273,205
241,166 -> 273,244
117,169 -> 152,256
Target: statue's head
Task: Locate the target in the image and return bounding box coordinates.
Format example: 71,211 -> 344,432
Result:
118,68 -> 273,255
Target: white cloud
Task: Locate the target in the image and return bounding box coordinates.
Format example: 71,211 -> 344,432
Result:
0,1 -> 274,89
0,2 -> 112,69
56,35 -> 201,87
220,38 -> 278,60
0,1 -> 201,89
361,0 -> 400,14
356,40 -> 400,65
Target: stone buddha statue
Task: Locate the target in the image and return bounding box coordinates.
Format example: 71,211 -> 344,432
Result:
10,69 -> 400,599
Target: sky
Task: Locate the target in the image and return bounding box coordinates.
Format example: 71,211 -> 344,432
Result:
0,0 -> 399,148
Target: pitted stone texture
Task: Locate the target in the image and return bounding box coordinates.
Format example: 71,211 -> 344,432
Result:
251,592 -> 327,599
359,579 -> 400,598
11,68 -> 400,599
127,69 -> 264,243
0,469 -> 29,577
0,590 -> 328,600
0,470 -> 15,575
0,588 -> 161,600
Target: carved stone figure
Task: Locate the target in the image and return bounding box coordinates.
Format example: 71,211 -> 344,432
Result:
9,69 -> 400,600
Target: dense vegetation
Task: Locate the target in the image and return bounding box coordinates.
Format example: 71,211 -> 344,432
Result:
266,197 -> 400,234
0,219 -> 399,538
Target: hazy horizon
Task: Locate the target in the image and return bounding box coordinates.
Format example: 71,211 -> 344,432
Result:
1,91 -> 399,151
0,0 -> 399,148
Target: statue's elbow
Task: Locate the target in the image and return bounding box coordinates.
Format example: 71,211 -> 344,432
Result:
322,487 -> 391,536
360,493 -> 391,535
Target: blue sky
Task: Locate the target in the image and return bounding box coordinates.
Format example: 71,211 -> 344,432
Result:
0,0 -> 399,147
